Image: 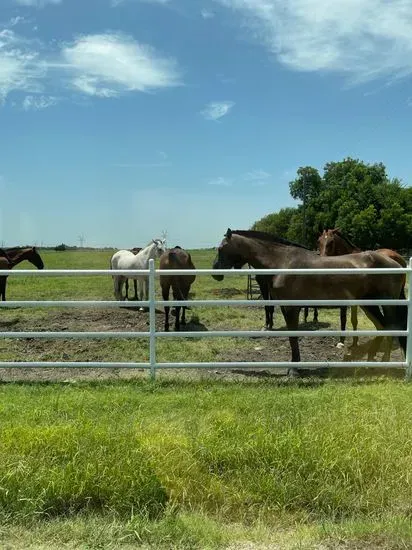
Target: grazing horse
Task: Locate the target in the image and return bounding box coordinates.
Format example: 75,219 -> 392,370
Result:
0,247 -> 45,300
125,247 -> 143,300
159,246 -> 196,331
212,229 -> 406,376
318,228 -> 407,354
110,239 -> 165,303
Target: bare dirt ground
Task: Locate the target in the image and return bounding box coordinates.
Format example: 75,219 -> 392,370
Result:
0,308 -> 405,382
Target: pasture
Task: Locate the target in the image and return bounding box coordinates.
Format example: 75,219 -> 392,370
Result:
0,248 -> 410,548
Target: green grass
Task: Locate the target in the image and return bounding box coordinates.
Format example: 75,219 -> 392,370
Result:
0,379 -> 412,548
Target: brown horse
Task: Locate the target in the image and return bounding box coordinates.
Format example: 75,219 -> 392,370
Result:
0,247 -> 45,300
212,229 -> 406,376
318,228 -> 407,354
159,246 -> 196,331
125,247 -> 143,300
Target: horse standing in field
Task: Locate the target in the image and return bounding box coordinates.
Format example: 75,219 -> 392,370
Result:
0,247 -> 45,301
110,240 -> 165,304
318,228 -> 407,355
212,229 -> 406,376
125,247 -> 143,300
159,246 -> 196,331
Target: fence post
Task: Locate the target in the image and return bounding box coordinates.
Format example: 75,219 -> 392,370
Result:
149,259 -> 156,381
406,257 -> 412,381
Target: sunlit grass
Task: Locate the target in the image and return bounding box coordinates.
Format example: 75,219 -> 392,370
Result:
0,379 -> 411,547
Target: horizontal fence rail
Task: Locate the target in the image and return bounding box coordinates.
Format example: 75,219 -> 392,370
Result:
1,259 -> 412,380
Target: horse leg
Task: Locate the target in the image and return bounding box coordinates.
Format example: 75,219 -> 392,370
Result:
119,276 -> 126,301
360,305 -> 386,361
138,279 -> 145,311
381,304 -> 407,360
125,279 -> 129,300
313,307 -> 319,323
162,284 -> 170,331
113,276 -> 119,300
350,306 -> 359,348
338,306 -> 347,345
0,277 -> 6,301
304,307 -> 309,323
134,280 -> 138,301
180,286 -> 190,326
281,306 -> 301,376
268,306 -> 274,330
172,285 -> 181,331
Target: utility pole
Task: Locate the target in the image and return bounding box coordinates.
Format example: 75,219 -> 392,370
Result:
78,234 -> 85,248
161,229 -> 168,248
303,177 -> 307,246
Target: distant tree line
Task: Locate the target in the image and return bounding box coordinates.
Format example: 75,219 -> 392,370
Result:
252,158 -> 412,252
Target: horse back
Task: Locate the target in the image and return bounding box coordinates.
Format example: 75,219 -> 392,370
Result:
376,248 -> 407,268
159,248 -> 196,285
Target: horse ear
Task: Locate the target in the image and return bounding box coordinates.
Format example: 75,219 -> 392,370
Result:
226,228 -> 232,239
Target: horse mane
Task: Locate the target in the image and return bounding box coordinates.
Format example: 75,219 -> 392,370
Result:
232,230 -> 311,250
333,230 -> 359,250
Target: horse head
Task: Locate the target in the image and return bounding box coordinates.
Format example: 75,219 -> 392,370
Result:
318,229 -> 337,256
30,247 -> 45,269
212,228 -> 246,281
152,238 -> 166,258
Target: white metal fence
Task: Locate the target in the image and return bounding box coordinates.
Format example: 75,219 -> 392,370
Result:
1,258 -> 411,380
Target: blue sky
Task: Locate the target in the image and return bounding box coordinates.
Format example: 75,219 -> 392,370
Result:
1,0 -> 412,249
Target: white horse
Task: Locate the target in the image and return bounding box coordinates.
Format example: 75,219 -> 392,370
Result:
110,239 -> 166,302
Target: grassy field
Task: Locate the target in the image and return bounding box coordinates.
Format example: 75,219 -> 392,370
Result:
0,249 -> 410,548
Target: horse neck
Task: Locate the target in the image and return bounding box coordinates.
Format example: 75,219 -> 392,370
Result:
146,243 -> 159,259
235,236 -> 293,268
138,243 -> 157,263
333,235 -> 360,255
9,248 -> 33,267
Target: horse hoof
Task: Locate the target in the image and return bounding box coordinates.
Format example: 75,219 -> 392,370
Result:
287,368 -> 301,378
336,342 -> 345,349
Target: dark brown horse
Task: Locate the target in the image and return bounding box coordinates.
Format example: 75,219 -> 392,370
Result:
159,246 -> 196,331
125,247 -> 143,300
212,229 -> 406,376
318,228 -> 407,354
0,247 -> 45,300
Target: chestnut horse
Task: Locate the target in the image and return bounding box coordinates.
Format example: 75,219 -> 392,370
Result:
159,246 -> 196,331
0,247 -> 45,300
212,229 -> 406,376
318,228 -> 407,355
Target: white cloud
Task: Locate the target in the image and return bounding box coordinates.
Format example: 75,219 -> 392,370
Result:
14,0 -> 62,6
243,169 -> 271,181
0,29 -> 46,103
9,16 -> 25,27
0,29 -> 181,107
201,9 -> 215,18
62,33 -> 181,97
201,100 -> 234,120
208,176 -> 232,186
217,0 -> 412,83
112,0 -> 170,5
22,94 -> 58,110
113,162 -> 170,168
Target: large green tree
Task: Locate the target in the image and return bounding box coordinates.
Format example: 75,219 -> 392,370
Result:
252,158 -> 412,251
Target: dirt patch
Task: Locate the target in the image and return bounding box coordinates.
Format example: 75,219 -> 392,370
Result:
0,308 -> 405,382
